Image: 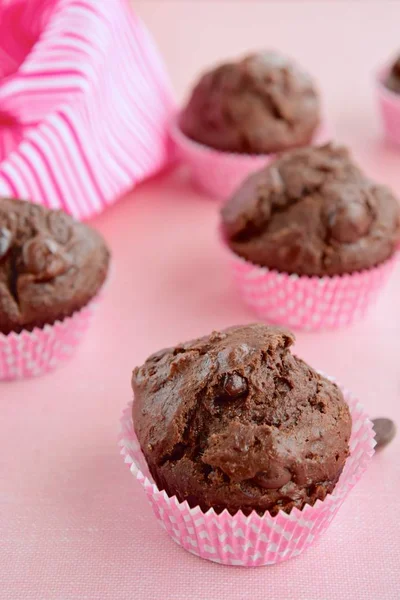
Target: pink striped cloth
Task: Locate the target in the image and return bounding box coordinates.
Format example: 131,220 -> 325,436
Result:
0,0 -> 175,219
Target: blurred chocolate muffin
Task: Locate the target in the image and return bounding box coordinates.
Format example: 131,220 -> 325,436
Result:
180,51 -> 321,155
132,324 -> 351,516
221,144 -> 400,276
385,55 -> 400,94
0,198 -> 110,334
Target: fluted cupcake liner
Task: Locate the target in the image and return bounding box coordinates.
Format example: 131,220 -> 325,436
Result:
170,114 -> 332,200
0,299 -> 100,381
221,236 -> 398,331
376,66 -> 400,147
119,383 -> 375,567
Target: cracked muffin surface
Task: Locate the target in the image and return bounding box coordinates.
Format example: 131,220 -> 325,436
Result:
221,144 -> 400,276
180,51 -> 320,155
132,324 -> 352,516
0,197 -> 110,334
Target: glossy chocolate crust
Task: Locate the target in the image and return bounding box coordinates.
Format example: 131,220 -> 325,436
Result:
221,144 -> 400,276
0,197 -> 110,334
132,324 -> 351,516
180,51 -> 320,154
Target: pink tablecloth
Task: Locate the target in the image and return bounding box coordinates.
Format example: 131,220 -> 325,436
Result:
1,1 -> 400,599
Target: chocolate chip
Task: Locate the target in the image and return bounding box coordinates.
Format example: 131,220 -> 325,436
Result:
0,227 -> 12,259
393,57 -> 400,78
222,373 -> 248,398
330,201 -> 373,244
372,418 -> 396,450
252,465 -> 292,490
325,184 -> 374,244
22,235 -> 70,280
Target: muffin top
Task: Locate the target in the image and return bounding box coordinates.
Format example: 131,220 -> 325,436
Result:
0,198 -> 110,334
132,324 -> 351,516
385,55 -> 400,94
180,51 -> 320,155
221,144 -> 400,276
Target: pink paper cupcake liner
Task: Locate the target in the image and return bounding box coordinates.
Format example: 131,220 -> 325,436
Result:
222,238 -> 398,331
119,383 -> 375,567
0,300 -> 98,381
170,115 -> 332,200
376,66 -> 400,146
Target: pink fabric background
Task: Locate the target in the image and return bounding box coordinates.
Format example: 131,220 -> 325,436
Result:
0,0 -> 174,219
1,1 -> 400,598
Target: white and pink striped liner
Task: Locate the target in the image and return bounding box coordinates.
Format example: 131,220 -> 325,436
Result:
120,385 -> 375,567
221,235 -> 398,331
0,0 -> 174,219
0,267 -> 109,381
0,300 -> 97,380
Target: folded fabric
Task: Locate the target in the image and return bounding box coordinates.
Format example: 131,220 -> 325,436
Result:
0,0 -> 175,219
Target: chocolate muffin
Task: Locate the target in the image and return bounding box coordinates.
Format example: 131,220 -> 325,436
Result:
180,51 -> 321,155
221,144 -> 400,276
0,198 -> 110,334
132,324 -> 352,516
385,55 -> 400,94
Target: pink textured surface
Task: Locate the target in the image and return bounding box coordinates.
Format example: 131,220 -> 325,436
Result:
223,240 -> 398,331
171,116 -> 330,200
0,0 -> 174,219
0,301 -> 96,381
2,1 -> 400,598
120,392 -> 375,567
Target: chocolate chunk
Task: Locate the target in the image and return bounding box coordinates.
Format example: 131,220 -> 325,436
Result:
386,55 -> 400,94
372,418 -> 396,450
253,465 -> 292,490
327,186 -> 374,244
393,57 -> 400,78
22,235 -> 70,280
221,372 -> 248,398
